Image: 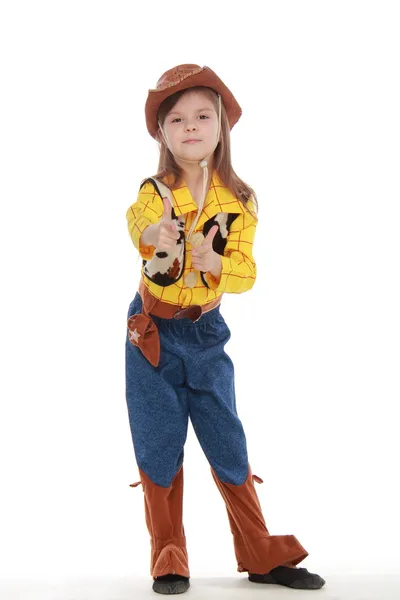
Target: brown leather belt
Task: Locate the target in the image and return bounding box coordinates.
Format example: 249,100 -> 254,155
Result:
127,277 -> 222,367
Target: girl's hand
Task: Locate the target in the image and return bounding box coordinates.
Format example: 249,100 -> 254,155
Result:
191,225 -> 220,273
156,197 -> 180,250
141,196 -> 180,249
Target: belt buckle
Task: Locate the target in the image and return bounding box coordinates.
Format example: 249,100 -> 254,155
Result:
173,308 -> 186,319
173,305 -> 202,322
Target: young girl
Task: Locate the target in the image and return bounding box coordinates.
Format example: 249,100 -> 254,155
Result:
125,64 -> 325,595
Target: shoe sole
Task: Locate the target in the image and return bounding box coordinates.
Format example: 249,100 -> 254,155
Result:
249,573 -> 326,589
152,579 -> 190,594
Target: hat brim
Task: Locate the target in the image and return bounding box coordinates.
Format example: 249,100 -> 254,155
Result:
145,66 -> 242,138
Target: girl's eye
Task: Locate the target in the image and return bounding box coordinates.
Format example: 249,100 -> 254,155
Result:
171,115 -> 209,123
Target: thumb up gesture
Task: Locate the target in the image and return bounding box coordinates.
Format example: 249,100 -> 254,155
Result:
192,225 -> 220,272
155,197 -> 180,250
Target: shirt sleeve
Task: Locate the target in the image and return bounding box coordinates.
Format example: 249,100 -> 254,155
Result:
125,181 -> 164,260
204,198 -> 258,294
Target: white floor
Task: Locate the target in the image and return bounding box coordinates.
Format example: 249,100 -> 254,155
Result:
1,575 -> 399,600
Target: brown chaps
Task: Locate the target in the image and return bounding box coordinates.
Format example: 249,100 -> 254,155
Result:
130,463 -> 308,579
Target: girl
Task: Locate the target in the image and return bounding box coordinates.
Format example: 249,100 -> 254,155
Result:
125,64 -> 325,595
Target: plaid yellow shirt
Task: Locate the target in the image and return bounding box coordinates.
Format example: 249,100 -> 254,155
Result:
126,170 -> 258,307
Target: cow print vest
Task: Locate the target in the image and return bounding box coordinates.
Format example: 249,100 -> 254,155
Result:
140,177 -> 239,289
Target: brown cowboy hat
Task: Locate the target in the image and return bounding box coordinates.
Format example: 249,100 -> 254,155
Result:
145,64 -> 242,139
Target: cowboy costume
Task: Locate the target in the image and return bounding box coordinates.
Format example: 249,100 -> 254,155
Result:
125,64 -> 325,594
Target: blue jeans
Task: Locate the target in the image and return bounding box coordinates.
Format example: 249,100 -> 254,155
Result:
125,291 -> 249,488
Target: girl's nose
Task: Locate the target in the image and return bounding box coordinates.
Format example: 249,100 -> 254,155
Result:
185,122 -> 198,132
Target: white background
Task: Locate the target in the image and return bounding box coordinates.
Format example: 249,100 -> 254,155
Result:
1,0 -> 399,596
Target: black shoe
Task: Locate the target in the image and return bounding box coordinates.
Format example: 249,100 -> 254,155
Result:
249,565 -> 326,590
152,574 -> 190,595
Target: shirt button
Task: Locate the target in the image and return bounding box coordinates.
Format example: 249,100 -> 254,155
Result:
184,271 -> 198,288
190,231 -> 204,247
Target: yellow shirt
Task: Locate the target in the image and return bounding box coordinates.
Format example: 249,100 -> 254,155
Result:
126,170 -> 258,307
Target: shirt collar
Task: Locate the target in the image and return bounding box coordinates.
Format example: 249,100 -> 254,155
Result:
165,170 -> 249,229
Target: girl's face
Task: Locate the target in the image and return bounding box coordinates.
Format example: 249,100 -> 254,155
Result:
162,90 -> 219,162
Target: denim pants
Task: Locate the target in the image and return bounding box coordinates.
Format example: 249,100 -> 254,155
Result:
125,290 -> 249,488
124,291 -> 308,579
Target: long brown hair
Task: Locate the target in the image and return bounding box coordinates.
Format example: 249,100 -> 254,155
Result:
151,86 -> 258,217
